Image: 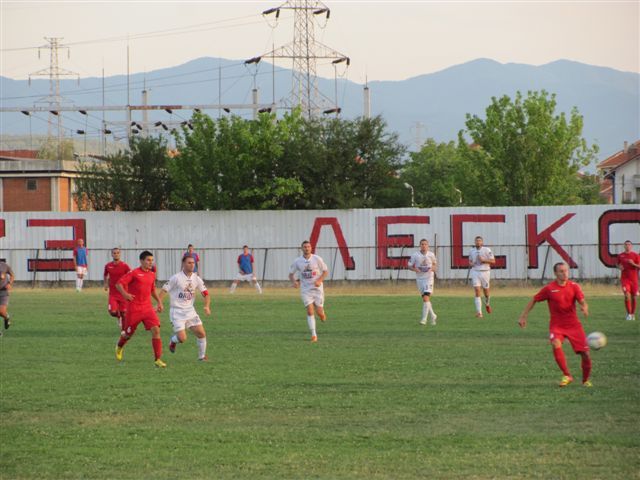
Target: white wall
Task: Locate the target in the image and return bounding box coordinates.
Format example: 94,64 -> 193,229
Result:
1,205 -> 639,282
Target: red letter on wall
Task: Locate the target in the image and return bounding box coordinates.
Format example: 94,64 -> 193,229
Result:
309,217 -> 355,270
598,209 -> 640,267
376,215 -> 430,269
526,213 -> 577,268
26,219 -> 87,272
450,214 -> 507,269
0,219 -> 4,239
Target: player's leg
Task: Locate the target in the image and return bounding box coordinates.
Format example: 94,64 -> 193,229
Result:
149,325 -> 166,367
473,288 -> 483,318
305,301 -> 318,342
168,313 -> 187,353
578,351 -> 592,386
229,279 -> 239,293
189,324 -> 208,360
0,295 -> 10,330
550,333 -> 572,386
482,272 -> 492,314
622,281 -> 632,319
566,327 -> 592,386
116,314 -> 140,361
252,275 -> 262,294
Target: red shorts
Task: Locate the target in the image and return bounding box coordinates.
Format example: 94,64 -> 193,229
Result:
108,295 -> 127,315
123,307 -> 160,336
621,277 -> 639,296
549,326 -> 588,353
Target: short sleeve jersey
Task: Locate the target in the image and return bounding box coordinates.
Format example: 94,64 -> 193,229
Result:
238,254 -> 254,274
117,267 -> 156,311
0,262 -> 14,290
533,280 -> 585,330
618,251 -> 640,281
290,254 -> 328,292
469,246 -> 494,271
408,251 -> 436,279
103,261 -> 131,295
162,271 -> 207,313
73,246 -> 88,266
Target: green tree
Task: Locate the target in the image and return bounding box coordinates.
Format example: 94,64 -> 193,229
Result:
74,136 -> 172,211
458,90 -> 599,206
37,137 -> 75,161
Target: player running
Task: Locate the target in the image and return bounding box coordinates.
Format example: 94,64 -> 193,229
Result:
617,240 -> 639,321
229,245 -> 262,294
115,250 -> 166,368
289,240 -> 328,343
159,255 -> 211,361
103,248 -> 131,329
73,238 -> 88,292
468,236 -> 495,317
0,259 -> 14,335
518,262 -> 592,387
408,239 -> 438,326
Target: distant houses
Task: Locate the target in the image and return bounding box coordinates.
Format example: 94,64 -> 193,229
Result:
597,140 -> 640,204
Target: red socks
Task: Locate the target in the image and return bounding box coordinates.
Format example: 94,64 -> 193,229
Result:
625,297 -> 632,314
553,347 -> 571,377
152,338 -> 163,360
632,296 -> 637,314
117,335 -> 129,348
581,355 -> 592,383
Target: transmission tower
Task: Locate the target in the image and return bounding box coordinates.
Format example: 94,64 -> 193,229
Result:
256,0 -> 349,118
28,37 -> 79,153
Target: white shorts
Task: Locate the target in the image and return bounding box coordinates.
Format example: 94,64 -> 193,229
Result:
416,275 -> 434,296
301,288 -> 324,307
471,270 -> 491,289
170,308 -> 203,333
235,273 -> 255,282
76,266 -> 88,276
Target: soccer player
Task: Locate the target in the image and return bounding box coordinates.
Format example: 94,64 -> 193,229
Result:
0,259 -> 14,335
289,240 -> 328,343
468,236 -> 495,317
115,250 -> 166,368
229,245 -> 262,294
103,248 -> 131,329
408,239 -> 438,325
183,244 -> 200,273
518,262 -> 592,387
73,238 -> 88,292
159,255 -> 211,361
617,240 -> 640,321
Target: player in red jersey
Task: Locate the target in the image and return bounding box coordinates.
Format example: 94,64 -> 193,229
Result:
114,250 -> 166,368
518,262 -> 592,387
617,240 -> 640,321
103,248 -> 131,330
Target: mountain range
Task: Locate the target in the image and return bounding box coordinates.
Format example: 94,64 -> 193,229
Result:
1,57 -> 638,162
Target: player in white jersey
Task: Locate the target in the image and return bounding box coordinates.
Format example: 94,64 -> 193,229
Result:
158,256 -> 211,360
468,236 -> 495,318
289,240 -> 328,343
408,239 -> 438,326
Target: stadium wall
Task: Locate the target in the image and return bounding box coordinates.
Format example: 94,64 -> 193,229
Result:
1,206 -> 638,282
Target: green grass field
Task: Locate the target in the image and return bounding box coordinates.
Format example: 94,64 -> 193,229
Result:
0,288 -> 638,479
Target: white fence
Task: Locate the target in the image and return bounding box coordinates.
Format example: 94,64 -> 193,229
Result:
1,206 -> 638,282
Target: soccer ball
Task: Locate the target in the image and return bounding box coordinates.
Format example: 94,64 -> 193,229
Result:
587,331 -> 607,350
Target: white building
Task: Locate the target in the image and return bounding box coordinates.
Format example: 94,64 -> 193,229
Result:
598,140 -> 640,204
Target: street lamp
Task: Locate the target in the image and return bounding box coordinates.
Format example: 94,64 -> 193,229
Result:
454,187 -> 463,205
404,182 -> 415,207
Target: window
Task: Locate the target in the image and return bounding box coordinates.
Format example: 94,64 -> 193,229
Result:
26,179 -> 37,191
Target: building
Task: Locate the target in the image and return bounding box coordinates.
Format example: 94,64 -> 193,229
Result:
597,140 -> 640,204
0,150 -> 80,212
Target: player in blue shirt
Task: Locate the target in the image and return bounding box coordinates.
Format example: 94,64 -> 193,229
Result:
73,238 -> 88,292
229,245 -> 262,294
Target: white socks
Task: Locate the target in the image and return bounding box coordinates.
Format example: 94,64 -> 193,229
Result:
254,282 -> 262,294
229,283 -> 237,293
422,302 -> 428,321
307,315 -> 316,336
171,335 -> 181,344
197,337 -> 207,359
484,296 -> 490,305
76,278 -> 83,291
474,296 -> 482,313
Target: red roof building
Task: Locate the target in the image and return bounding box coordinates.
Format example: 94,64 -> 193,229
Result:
597,141 -> 640,204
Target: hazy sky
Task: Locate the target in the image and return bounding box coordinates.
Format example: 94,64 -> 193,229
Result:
1,1 -> 638,84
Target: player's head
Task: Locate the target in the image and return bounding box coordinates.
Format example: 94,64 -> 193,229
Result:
243,245 -> 249,254
77,238 -> 84,247
474,236 -> 483,248
624,240 -> 633,252
301,240 -> 312,256
139,250 -> 154,270
553,262 -> 569,282
187,244 -> 194,253
111,247 -> 121,261
182,254 -> 196,273
419,238 -> 429,252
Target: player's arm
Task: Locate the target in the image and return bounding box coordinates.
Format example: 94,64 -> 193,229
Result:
72,249 -> 78,269
5,266 -> 14,290
315,267 -> 328,287
518,298 -> 538,328
202,290 -> 211,315
103,269 -> 109,291
289,269 -> 299,288
482,250 -> 496,265
578,298 -> 589,318
152,285 -> 163,313
116,274 -> 134,301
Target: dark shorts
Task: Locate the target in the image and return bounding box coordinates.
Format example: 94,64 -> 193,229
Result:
0,293 -> 8,306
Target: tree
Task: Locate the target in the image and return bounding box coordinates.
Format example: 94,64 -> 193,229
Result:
74,136 -> 172,211
37,137 -> 75,161
458,90 -> 599,206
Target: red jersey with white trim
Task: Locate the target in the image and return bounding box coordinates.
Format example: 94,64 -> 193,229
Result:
103,261 -> 131,296
533,280 -> 585,330
117,267 -> 156,311
618,251 -> 640,281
